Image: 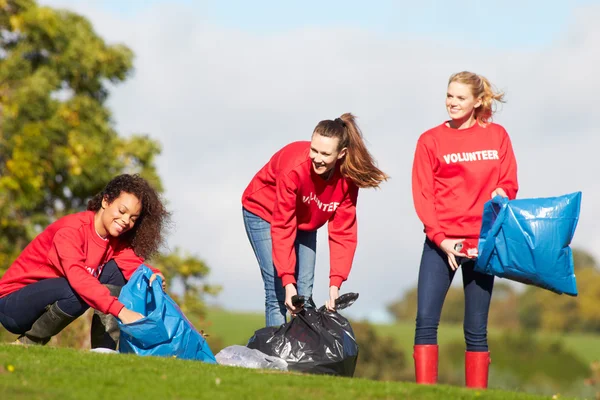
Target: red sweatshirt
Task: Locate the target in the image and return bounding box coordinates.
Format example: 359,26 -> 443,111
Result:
412,122 -> 518,247
0,211 -> 161,317
242,141 -> 359,288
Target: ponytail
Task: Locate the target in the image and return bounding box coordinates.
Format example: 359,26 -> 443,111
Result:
313,113 -> 388,188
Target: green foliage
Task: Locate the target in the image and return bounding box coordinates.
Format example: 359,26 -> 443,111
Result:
352,321 -> 409,381
387,282 -> 520,329
150,248 -> 222,319
0,0 -> 160,274
518,249 -> 600,333
0,0 -> 216,335
388,248 -> 600,334
441,331 -> 590,397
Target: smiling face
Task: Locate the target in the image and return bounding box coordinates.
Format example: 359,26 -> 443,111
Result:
446,81 -> 482,126
96,191 -> 142,238
309,133 -> 346,177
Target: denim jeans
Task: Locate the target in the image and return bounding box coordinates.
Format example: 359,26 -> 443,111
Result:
415,238 -> 494,352
242,207 -> 317,327
0,259 -> 126,334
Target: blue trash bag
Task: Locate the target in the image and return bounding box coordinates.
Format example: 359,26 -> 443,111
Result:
117,265 -> 217,363
475,192 -> 582,296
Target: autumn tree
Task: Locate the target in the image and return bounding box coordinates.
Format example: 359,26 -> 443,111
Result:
0,0 -> 217,318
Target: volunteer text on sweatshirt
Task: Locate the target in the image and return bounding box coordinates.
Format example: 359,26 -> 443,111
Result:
0,211 -> 161,317
412,122 -> 518,247
242,141 -> 359,288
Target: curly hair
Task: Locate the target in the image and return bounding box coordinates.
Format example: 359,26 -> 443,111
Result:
87,174 -> 171,259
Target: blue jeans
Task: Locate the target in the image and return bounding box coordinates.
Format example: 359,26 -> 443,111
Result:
243,208 -> 317,327
0,259 -> 126,334
415,238 -> 494,352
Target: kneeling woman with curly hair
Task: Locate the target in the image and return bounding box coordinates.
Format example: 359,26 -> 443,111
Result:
0,174 -> 171,349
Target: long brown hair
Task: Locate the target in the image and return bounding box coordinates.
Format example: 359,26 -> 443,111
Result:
87,174 -> 171,259
448,71 -> 505,126
313,113 -> 388,188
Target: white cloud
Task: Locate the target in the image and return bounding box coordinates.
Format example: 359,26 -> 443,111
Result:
41,1 -> 600,323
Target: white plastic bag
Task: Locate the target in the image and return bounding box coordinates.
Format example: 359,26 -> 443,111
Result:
216,345 -> 288,371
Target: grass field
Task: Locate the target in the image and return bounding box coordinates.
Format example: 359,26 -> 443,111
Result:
0,344 -> 565,400
203,308 -> 600,364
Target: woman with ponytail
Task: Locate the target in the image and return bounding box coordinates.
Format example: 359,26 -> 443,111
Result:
242,113 -> 387,327
411,72 -> 518,389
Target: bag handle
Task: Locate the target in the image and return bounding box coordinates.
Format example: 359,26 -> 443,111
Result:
477,196 -> 509,267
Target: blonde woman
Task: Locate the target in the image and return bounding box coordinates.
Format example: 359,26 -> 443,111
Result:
411,72 -> 518,388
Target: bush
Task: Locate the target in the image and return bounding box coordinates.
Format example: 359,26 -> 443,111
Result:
441,330 -> 590,395
352,321 -> 411,381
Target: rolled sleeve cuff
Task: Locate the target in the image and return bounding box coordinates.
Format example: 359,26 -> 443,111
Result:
281,274 -> 296,287
432,232 -> 446,248
108,301 -> 125,318
329,276 -> 344,289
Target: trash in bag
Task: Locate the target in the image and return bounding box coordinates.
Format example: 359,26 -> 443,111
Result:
475,192 -> 582,296
216,345 -> 288,371
117,265 -> 217,363
246,293 -> 359,377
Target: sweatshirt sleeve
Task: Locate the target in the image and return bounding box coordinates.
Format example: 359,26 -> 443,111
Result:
497,130 -> 519,200
48,228 -> 124,317
327,184 -> 359,288
271,172 -> 300,287
412,136 -> 446,247
111,246 -> 161,280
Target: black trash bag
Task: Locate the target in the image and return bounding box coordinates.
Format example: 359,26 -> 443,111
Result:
247,293 -> 359,377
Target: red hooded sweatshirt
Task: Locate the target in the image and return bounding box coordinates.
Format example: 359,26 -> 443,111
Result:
0,211 -> 161,317
242,141 -> 359,288
412,122 -> 518,247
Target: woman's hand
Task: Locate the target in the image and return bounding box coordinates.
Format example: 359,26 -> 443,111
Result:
284,283 -> 301,314
325,286 -> 340,311
117,307 -> 144,324
439,238 -> 467,271
149,273 -> 167,291
491,187 -> 507,199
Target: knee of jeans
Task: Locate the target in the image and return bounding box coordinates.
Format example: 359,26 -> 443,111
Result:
0,312 -> 22,335
99,260 -> 126,286
56,293 -> 88,317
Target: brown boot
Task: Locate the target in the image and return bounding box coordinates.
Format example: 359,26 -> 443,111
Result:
17,302 -> 77,345
90,284 -> 121,350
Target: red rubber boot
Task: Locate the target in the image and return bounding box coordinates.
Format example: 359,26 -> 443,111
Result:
465,351 -> 491,389
413,344 -> 438,384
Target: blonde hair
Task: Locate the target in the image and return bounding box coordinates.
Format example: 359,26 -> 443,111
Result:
313,113 -> 388,189
448,71 -> 505,125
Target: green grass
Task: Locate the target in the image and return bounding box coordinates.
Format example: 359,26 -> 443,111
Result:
543,332 -> 600,364
203,308 -> 600,364
203,308 -> 264,351
0,344 -> 561,400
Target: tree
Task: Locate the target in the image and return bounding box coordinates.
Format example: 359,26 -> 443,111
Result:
352,321 -> 410,381
0,0 -> 218,315
386,280 -> 519,329
150,248 -> 222,319
0,0 -> 162,273
518,248 -> 600,333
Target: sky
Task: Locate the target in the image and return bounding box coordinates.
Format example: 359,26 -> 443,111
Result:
39,0 -> 600,323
